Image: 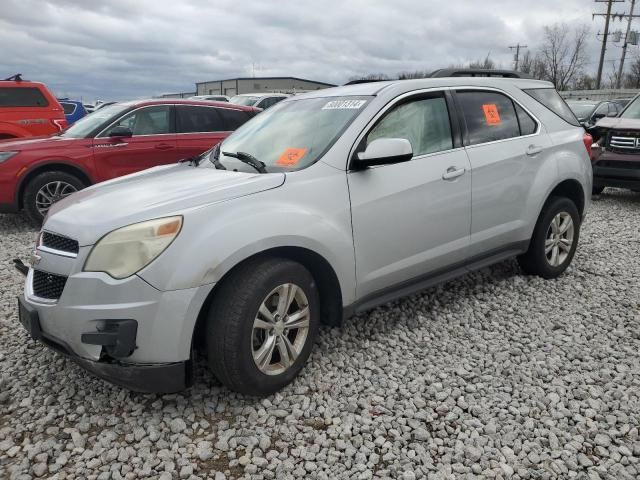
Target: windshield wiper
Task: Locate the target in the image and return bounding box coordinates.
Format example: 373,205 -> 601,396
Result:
222,151 -> 267,174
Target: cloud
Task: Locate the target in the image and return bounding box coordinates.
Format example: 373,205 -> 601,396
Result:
0,0 -> 614,101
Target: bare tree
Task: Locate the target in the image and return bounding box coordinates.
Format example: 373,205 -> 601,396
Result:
348,73 -> 391,82
624,55 -> 640,88
468,53 -> 496,69
519,51 -> 547,79
397,71 -> 429,79
539,23 -> 589,90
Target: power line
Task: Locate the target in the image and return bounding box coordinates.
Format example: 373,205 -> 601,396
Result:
508,43 -> 528,70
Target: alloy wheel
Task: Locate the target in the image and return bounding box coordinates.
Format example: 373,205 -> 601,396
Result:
35,181 -> 78,216
545,212 -> 574,267
251,283 -> 310,375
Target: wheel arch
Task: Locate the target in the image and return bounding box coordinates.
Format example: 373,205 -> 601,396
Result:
191,246 -> 343,353
546,178 -> 586,218
16,161 -> 93,208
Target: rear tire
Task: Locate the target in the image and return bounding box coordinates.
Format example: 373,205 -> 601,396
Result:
23,171 -> 86,225
592,185 -> 605,195
206,257 -> 320,396
517,196 -> 580,279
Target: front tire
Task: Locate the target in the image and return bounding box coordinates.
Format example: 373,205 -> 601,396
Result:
23,171 -> 86,225
206,257 -> 320,396
592,185 -> 605,195
517,196 -> 581,279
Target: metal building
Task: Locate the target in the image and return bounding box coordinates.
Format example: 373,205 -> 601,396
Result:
195,77 -> 335,97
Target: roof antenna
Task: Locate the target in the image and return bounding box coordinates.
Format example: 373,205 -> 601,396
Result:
4,73 -> 23,81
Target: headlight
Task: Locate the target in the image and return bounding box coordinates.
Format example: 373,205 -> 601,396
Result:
84,216 -> 182,279
0,151 -> 19,163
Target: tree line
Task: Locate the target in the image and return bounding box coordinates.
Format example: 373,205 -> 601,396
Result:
350,23 -> 640,90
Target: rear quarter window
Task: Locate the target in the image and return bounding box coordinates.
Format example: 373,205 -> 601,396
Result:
524,88 -> 580,127
0,87 -> 50,107
219,109 -> 253,130
61,102 -> 76,115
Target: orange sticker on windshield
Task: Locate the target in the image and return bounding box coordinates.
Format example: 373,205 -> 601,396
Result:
482,104 -> 501,125
277,148 -> 307,166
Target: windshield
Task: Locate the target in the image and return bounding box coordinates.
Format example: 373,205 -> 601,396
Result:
620,96 -> 640,119
60,104 -> 130,138
230,95 -> 259,106
202,96 -> 371,172
567,103 -> 595,119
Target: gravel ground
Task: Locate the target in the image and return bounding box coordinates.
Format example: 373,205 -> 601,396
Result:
1,189 -> 639,480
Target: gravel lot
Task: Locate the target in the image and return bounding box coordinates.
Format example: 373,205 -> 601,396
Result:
1,189 -> 639,480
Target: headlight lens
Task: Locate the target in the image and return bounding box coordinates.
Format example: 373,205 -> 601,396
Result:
0,151 -> 19,163
84,216 -> 182,279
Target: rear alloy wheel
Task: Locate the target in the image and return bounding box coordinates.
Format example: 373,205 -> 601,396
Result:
206,257 -> 320,395
23,171 -> 86,225
518,196 -> 580,278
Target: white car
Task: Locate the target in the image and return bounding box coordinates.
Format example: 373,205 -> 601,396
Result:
229,93 -> 290,110
189,95 -> 230,102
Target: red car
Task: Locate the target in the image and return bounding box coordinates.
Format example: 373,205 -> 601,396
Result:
0,75 -> 67,140
0,99 -> 260,223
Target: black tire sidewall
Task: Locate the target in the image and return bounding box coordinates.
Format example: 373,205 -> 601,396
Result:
530,197 -> 581,278
207,259 -> 320,396
23,171 -> 85,225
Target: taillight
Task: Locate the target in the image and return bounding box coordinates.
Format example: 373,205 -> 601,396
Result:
583,133 -> 593,159
53,119 -> 67,132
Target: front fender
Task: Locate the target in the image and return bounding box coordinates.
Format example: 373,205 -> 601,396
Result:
139,165 -> 356,305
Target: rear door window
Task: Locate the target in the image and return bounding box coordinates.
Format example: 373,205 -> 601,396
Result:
0,87 -> 49,107
61,102 -> 76,115
523,88 -> 580,126
457,91 -> 520,145
176,105 -> 224,133
218,108 -> 253,130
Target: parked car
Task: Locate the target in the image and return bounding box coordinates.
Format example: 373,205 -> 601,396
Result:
57,99 -> 87,125
0,74 -> 67,140
566,100 -> 621,139
591,93 -> 640,194
0,99 -> 259,223
229,93 -> 290,109
190,95 -> 229,102
15,76 -> 592,395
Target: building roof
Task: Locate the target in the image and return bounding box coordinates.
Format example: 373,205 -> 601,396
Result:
196,76 -> 336,87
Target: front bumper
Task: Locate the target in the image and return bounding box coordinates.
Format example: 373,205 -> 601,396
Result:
18,294 -> 190,393
592,150 -> 640,189
16,243 -> 215,392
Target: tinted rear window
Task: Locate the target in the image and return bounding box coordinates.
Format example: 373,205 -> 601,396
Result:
457,90 -> 520,145
176,105 -> 224,133
61,102 -> 76,115
219,109 -> 253,130
0,87 -> 49,107
524,88 -> 580,127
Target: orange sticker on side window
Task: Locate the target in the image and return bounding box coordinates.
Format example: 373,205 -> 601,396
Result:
277,148 -> 307,166
482,104 -> 501,125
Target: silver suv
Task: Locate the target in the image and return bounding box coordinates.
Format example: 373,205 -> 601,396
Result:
16,77 -> 592,395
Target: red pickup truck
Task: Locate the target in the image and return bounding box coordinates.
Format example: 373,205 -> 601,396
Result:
0,75 -> 67,140
0,99 -> 260,223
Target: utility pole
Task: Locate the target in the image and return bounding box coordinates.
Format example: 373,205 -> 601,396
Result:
617,0 -> 638,88
509,43 -> 528,70
594,0 -> 625,89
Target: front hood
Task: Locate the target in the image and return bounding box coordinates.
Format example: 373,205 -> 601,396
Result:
45,163 -> 285,246
595,117 -> 640,130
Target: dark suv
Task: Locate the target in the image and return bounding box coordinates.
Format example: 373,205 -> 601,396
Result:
592,94 -> 640,194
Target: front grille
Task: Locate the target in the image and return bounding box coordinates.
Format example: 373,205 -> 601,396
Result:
41,232 -> 79,255
32,270 -> 68,300
608,132 -> 640,153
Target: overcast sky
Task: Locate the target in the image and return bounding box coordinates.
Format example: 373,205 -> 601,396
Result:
0,0 -> 633,101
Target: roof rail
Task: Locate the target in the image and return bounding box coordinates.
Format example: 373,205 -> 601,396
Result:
429,69 -> 532,79
343,79 -> 390,86
4,73 -> 24,81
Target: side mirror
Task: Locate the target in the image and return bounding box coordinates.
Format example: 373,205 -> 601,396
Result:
592,112 -> 606,122
355,138 -> 413,168
108,126 -> 133,138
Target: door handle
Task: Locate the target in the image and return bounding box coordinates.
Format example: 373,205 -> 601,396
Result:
155,143 -> 174,151
442,166 -> 466,180
526,144 -> 543,156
